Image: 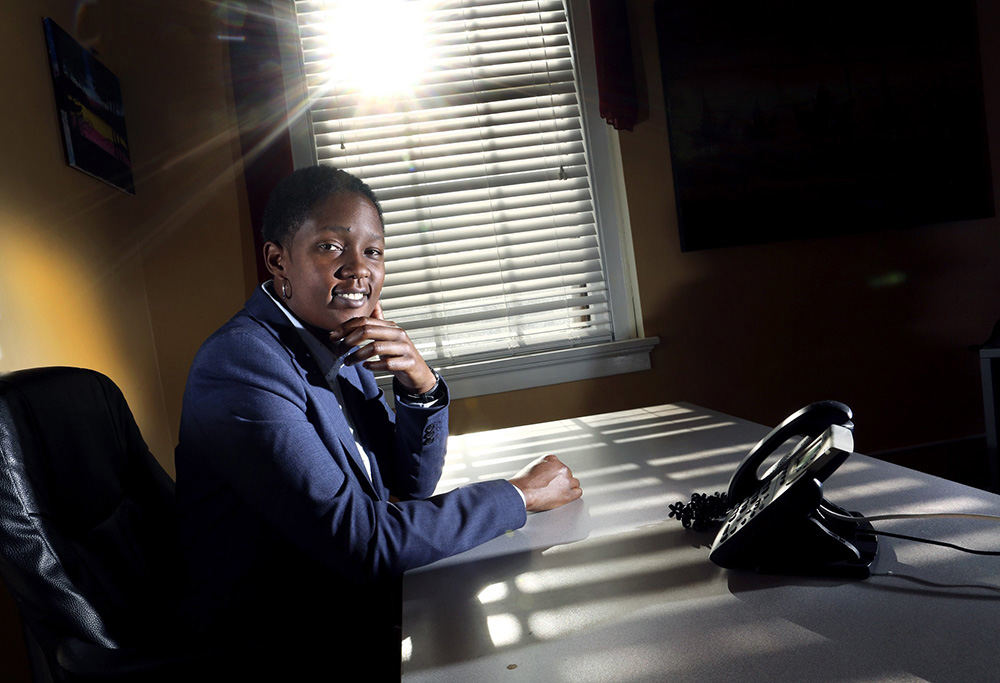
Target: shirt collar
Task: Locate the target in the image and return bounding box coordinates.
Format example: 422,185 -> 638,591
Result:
261,281 -> 346,381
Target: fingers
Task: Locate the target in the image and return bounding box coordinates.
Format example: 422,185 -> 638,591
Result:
372,301 -> 385,320
329,316 -> 399,344
328,318 -> 401,357
338,325 -> 415,371
328,314 -> 436,393
347,341 -> 418,370
339,323 -> 406,351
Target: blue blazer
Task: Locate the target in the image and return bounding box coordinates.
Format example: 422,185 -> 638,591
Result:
175,287 -> 525,653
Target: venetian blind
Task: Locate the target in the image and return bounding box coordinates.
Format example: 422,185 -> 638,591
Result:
291,0 -> 612,364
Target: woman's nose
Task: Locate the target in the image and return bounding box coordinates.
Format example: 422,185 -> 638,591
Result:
338,250 -> 370,280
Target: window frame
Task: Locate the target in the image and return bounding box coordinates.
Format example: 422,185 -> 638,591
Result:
272,0 -> 657,399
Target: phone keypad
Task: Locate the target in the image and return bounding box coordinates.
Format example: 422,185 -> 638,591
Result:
718,470 -> 787,542
709,425 -> 854,569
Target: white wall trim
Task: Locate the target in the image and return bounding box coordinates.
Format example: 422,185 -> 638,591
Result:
278,0 -> 656,400
565,0 -> 643,341
380,336 -> 659,401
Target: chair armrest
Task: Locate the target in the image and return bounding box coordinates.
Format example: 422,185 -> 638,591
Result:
55,636 -> 198,681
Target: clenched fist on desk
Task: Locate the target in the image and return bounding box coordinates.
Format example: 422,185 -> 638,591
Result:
509,454 -> 583,512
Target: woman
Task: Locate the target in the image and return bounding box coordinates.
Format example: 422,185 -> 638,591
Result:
175,165 -> 581,675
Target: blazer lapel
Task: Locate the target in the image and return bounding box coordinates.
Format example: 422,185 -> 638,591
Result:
244,286 -> 381,499
309,381 -> 382,500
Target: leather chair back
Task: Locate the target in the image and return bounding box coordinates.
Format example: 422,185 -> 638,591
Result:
0,367 -> 182,677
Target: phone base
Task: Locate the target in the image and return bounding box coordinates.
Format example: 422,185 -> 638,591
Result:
746,500 -> 878,579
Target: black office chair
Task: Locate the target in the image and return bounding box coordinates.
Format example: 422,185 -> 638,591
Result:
0,367 -> 198,681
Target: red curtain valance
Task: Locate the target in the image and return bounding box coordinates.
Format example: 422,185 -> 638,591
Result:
589,0 -> 638,131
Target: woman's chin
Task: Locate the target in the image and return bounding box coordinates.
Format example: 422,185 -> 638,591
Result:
326,305 -> 372,328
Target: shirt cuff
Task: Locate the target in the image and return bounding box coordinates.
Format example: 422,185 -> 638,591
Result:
396,393 -> 444,409
510,482 -> 527,509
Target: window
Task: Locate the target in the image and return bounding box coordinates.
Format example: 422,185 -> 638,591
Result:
277,0 -> 655,397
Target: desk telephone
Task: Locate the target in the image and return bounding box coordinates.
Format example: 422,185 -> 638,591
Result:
708,401 -> 878,578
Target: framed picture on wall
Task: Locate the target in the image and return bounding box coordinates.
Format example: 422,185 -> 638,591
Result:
655,0 -> 994,251
43,17 -> 134,194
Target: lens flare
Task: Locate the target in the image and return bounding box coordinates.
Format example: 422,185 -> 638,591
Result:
321,0 -> 431,98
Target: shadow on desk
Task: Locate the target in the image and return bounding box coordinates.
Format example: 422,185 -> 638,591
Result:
728,561 -> 1000,601
403,404 -> 1000,681
724,530 -> 1000,681
402,523 -> 723,672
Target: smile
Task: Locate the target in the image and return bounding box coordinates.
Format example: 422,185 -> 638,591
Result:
334,291 -> 366,301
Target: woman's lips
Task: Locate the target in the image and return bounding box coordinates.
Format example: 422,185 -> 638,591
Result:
331,290 -> 367,307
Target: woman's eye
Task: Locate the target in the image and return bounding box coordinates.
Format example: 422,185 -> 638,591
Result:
318,243 -> 342,252
366,248 -> 383,257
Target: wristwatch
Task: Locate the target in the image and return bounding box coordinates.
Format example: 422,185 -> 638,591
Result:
396,370 -> 444,405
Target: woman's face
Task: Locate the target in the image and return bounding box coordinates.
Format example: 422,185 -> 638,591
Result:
266,191 -> 385,332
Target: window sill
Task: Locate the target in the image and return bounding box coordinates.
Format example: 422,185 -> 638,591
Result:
379,337 -> 659,401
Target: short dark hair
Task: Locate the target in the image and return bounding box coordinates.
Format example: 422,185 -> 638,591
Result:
261,165 -> 384,246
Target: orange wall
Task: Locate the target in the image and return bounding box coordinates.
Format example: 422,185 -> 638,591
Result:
452,0 -> 1000,457
0,2 -> 251,677
0,0 -> 252,473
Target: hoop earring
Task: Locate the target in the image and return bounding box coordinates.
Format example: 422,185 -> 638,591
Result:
281,278 -> 292,300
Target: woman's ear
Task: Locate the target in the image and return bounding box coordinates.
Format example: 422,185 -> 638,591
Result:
263,241 -> 285,278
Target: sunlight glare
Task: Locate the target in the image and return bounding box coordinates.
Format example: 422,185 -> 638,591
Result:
588,493 -> 677,516
597,414 -> 711,435
583,476 -> 663,495
573,463 -> 641,479
580,405 -> 691,428
486,613 -> 523,647
829,476 -> 926,502
670,462 -> 744,480
323,0 -> 430,97
515,548 -> 705,594
612,421 -> 734,444
477,582 -> 510,604
646,443 -> 756,466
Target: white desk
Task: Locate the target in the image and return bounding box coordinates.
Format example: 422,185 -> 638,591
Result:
402,403 -> 1000,682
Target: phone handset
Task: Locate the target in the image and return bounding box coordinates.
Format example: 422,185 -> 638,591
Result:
726,400 -> 854,503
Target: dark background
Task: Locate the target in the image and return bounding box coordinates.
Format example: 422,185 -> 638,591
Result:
656,0 -> 993,251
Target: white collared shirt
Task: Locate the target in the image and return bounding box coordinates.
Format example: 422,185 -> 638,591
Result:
262,282 -> 373,482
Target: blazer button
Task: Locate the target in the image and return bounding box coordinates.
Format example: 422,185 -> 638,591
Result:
421,424 -> 438,446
